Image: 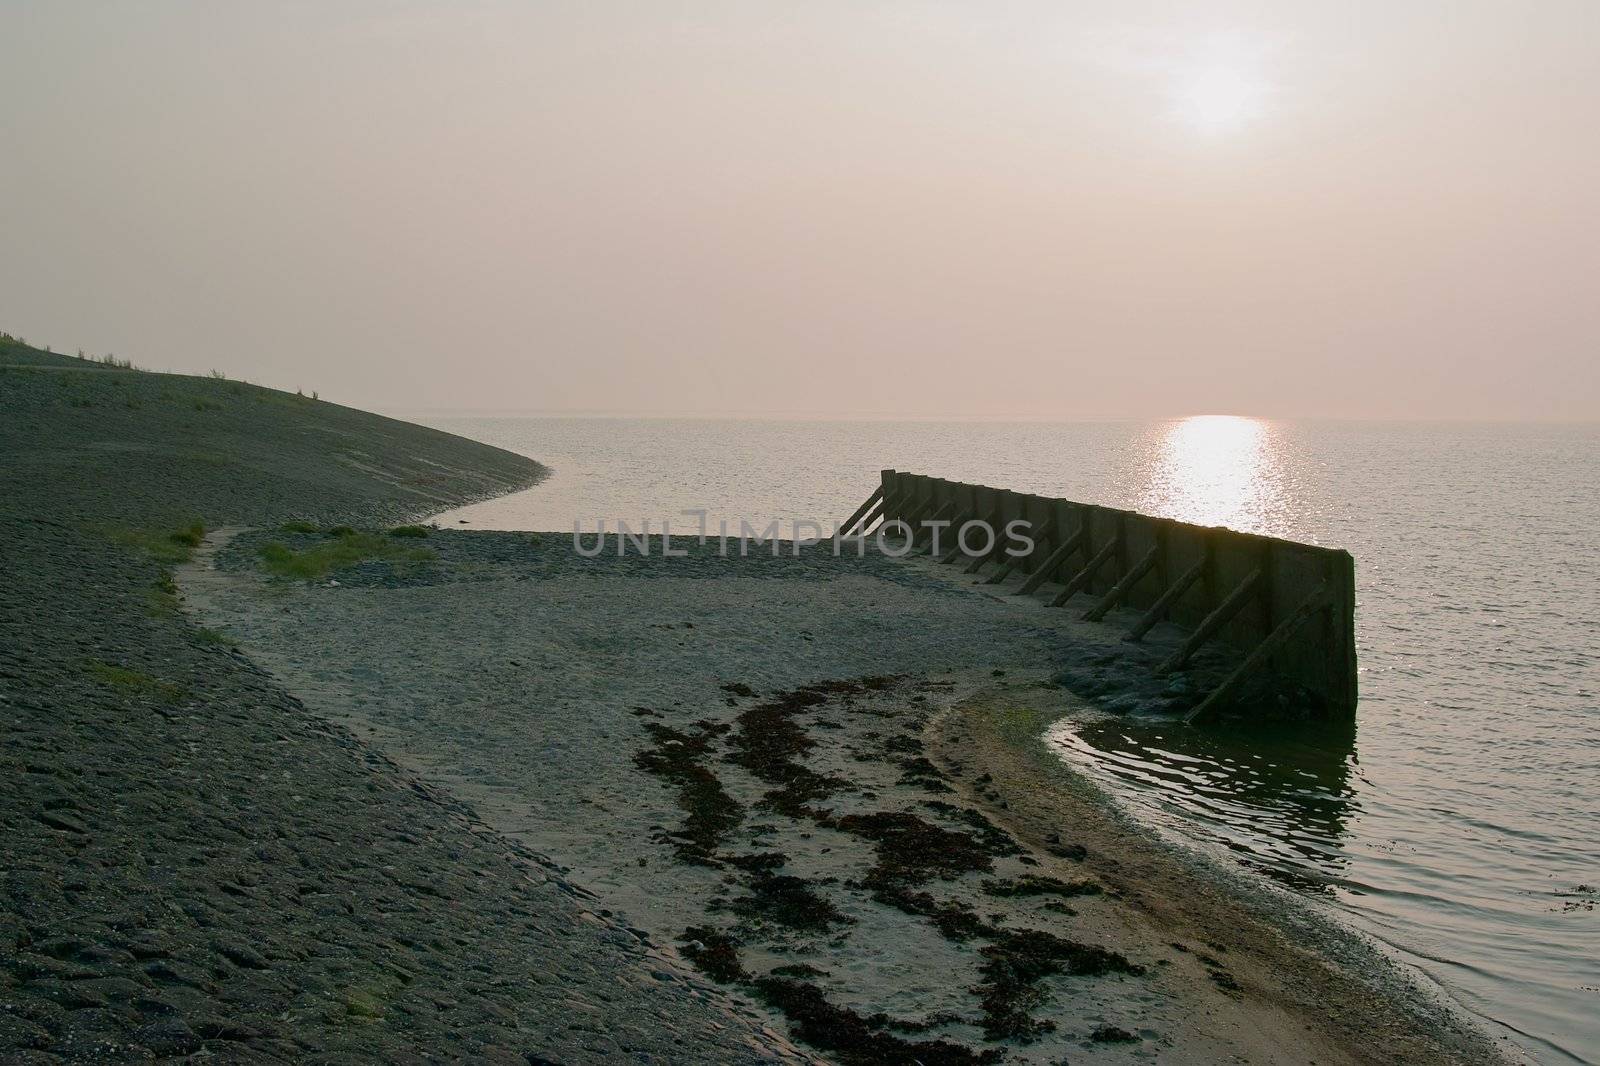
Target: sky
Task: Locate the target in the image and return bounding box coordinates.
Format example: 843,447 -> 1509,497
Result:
2,1 -> 1596,419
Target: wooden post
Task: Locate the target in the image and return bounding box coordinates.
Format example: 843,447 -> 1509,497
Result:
912,502 -> 957,554
1185,584 -> 1334,724
1124,547 -> 1210,642
1015,525 -> 1086,595
1082,541 -> 1162,622
1050,534 -> 1120,607
1157,568 -> 1263,674
936,505 -> 981,563
986,515 -> 1057,584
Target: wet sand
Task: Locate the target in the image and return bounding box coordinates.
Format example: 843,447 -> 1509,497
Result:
178,526 -> 1508,1065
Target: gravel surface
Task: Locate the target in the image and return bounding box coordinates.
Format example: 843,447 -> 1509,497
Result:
0,346 -> 808,1063
180,526 -> 1505,1066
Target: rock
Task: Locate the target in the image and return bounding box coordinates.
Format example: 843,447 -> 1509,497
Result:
36,811 -> 88,835
134,1018 -> 201,1056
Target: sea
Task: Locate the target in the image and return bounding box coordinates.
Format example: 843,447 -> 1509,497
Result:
409,413 -> 1599,1065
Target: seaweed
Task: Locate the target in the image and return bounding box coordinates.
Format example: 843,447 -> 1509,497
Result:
729,874 -> 852,933
727,685 -> 855,817
633,721 -> 742,865
679,926 -> 747,984
751,977 -> 1000,1066
869,885 -> 996,942
828,811 -> 1002,889
974,929 -> 1144,1041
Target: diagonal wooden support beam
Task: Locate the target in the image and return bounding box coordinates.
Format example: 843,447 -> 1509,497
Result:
1185,584 -> 1333,725
1157,567 -> 1263,674
1082,541 -> 1162,621
936,505 -> 983,563
836,486 -> 884,539
963,509 -> 1009,573
912,502 -> 957,554
1124,548 -> 1210,642
985,517 -> 1057,584
853,495 -> 885,537
1050,535 -> 1120,607
1014,526 -> 1085,595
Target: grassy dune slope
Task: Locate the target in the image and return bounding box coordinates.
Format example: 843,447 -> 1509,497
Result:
0,338 -> 787,1064
0,336 -> 545,528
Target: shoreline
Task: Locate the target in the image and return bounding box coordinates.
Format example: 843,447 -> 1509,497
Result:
0,349 -> 1515,1062
177,523 -> 1511,1064
926,687 -> 1513,1065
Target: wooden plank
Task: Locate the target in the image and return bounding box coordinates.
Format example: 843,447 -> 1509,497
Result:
985,515 -> 1057,584
1124,547 -> 1210,642
836,486 -> 884,538
1014,525 -> 1086,595
1082,542 -> 1162,622
853,494 -> 885,537
1185,584 -> 1334,724
1049,535 -> 1120,607
1157,567 -> 1263,674
877,489 -> 924,546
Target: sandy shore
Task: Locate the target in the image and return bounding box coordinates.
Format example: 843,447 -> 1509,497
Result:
178,526 -> 1506,1065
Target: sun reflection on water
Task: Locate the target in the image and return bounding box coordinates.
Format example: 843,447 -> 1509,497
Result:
1139,415 -> 1289,535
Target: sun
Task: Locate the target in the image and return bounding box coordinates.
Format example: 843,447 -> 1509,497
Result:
1172,64 -> 1269,134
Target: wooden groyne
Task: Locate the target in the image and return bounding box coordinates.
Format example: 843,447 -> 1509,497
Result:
839,470 -> 1357,724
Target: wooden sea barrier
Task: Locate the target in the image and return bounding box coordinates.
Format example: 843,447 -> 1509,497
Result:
847,469 -> 1357,722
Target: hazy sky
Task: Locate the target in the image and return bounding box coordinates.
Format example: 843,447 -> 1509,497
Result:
2,2 -> 1596,418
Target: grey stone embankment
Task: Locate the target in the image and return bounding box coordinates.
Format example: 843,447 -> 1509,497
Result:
0,342 -> 805,1063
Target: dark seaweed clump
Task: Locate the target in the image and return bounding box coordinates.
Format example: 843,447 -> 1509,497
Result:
828,811 -> 1003,889
751,978 -> 1001,1066
920,800 -> 1025,858
729,873 -> 852,932
869,886 -> 995,942
728,680 -> 896,817
975,929 -> 1144,1041
679,926 -> 747,984
633,720 -> 742,865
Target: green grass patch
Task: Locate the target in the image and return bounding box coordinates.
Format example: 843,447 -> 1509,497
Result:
278,519 -> 321,534
194,626 -> 238,648
257,531 -> 436,580
105,522 -> 206,565
387,524 -> 430,538
84,660 -> 186,703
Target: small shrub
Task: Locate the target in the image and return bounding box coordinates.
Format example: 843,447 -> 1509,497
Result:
387,525 -> 429,538
279,520 -> 321,535
326,525 -> 357,538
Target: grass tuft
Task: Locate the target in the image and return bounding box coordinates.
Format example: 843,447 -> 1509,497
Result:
106,522 -> 206,565
278,519 -> 321,535
257,531 -> 436,580
84,660 -> 187,703
387,524 -> 430,538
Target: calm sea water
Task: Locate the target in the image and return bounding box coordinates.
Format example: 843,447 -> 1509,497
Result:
413,413 -> 1599,1064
